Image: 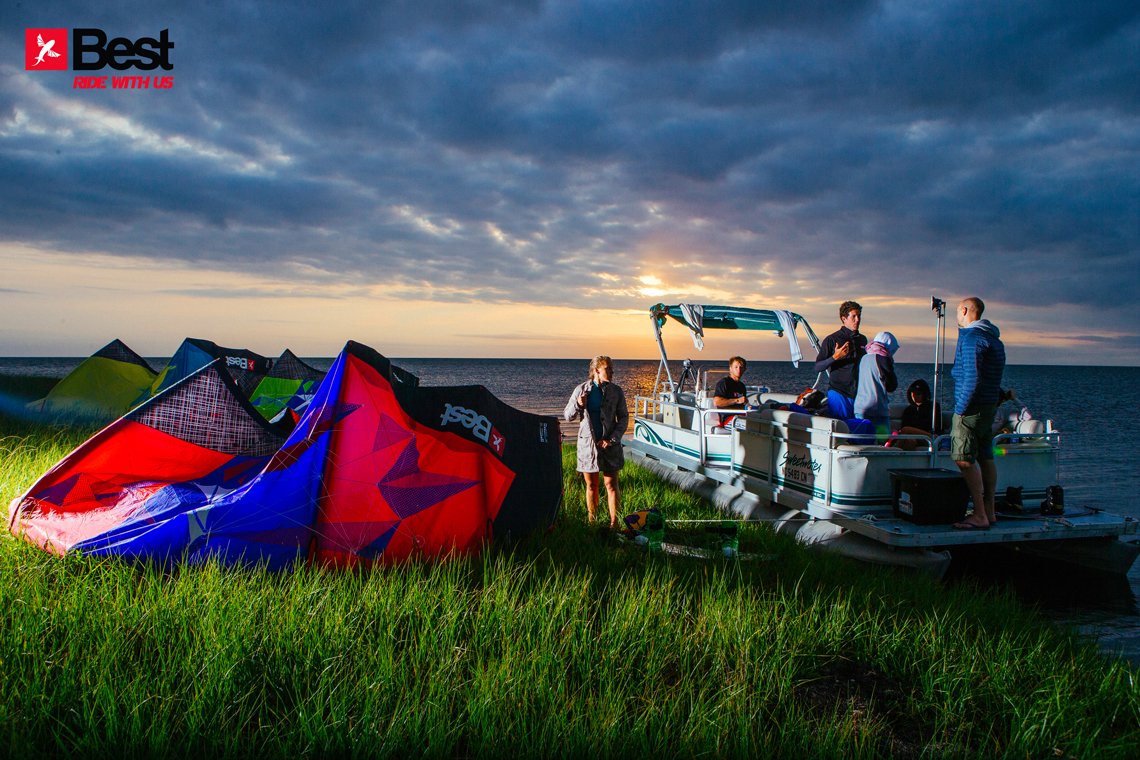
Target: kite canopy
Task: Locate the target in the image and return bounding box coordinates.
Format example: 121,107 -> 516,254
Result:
248,349 -> 328,422
141,338 -> 272,405
28,339 -> 157,421
9,341 -> 562,569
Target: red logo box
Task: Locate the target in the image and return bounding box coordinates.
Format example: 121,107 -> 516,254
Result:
26,29 -> 68,70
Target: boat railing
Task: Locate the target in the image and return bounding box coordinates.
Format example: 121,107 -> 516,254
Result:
633,397 -> 1061,504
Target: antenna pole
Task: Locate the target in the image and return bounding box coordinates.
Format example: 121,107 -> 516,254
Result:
931,297 -> 946,432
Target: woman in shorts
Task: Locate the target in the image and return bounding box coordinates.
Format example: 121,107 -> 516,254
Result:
563,356 -> 627,528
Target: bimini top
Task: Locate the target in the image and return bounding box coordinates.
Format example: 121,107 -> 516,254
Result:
652,304 -> 811,333
649,303 -> 821,368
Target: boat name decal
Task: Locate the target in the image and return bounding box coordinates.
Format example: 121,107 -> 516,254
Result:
781,452 -> 821,483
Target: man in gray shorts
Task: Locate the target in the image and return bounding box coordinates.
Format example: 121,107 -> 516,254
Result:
950,297 -> 1006,530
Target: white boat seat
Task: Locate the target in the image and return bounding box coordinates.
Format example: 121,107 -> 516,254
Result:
692,391 -> 715,431
996,419 -> 1052,449
739,409 -> 849,447
759,392 -> 799,405
696,389 -> 753,432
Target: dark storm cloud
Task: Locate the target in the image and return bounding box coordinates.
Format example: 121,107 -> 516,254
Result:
1,0 -> 1138,345
545,0 -> 876,62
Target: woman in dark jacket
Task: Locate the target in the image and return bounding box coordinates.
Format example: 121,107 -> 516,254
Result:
889,378 -> 944,450
563,356 -> 627,528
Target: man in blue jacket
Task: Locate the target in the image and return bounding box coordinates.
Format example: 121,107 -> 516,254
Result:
950,297 -> 1006,530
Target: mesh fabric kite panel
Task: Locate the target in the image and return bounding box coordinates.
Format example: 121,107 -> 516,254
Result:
268,349 -> 326,382
92,339 -> 156,373
127,368 -> 284,457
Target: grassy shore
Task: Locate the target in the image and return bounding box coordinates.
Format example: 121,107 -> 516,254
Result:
1,378 -> 1138,758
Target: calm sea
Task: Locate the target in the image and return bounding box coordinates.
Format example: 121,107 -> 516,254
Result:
2,356 -> 1138,664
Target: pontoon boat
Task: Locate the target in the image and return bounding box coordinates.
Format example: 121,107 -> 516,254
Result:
625,303 -> 1139,578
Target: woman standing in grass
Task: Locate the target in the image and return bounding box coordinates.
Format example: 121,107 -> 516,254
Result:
564,356 -> 627,528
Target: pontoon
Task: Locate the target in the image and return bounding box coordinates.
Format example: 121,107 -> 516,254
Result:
625,303 -> 1139,578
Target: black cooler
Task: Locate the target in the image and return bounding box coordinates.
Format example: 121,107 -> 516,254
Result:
888,468 -> 969,525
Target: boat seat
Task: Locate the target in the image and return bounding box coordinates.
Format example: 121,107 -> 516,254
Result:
692,391 -> 714,431
695,390 -> 749,433
739,408 -> 849,447
996,419 -> 1052,448
887,406 -> 953,433
759,392 -> 799,405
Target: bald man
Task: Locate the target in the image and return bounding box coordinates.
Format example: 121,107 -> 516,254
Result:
950,297 -> 1006,530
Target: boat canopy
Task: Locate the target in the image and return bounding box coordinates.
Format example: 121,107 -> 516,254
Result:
652,304 -> 806,333
648,303 -> 823,392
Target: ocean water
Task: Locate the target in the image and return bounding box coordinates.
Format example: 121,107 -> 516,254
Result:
2,356 -> 1138,664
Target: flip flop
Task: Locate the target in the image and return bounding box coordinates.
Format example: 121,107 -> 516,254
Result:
952,521 -> 990,531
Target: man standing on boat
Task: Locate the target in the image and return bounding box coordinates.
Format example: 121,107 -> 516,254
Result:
813,301 -> 868,419
950,297 -> 1006,531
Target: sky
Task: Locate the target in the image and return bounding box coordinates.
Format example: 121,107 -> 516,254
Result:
1,1 -> 1137,364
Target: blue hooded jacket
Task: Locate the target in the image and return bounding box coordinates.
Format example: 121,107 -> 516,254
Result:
950,319 -> 1005,415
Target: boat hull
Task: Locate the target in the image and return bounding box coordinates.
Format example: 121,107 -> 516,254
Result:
626,424 -> 1139,576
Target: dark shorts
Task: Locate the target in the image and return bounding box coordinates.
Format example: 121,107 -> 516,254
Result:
951,404 -> 997,463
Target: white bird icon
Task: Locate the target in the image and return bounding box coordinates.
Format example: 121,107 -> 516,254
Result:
33,34 -> 61,66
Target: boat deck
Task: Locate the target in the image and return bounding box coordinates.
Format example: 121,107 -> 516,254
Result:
627,437 -> 1138,549
833,509 -> 1138,548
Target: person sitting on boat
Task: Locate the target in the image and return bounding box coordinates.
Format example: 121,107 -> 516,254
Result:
888,378 -> 943,450
712,355 -> 748,427
950,297 -> 1006,531
991,388 -> 1030,434
564,356 -> 628,529
813,301 -> 868,420
794,388 -> 827,411
853,331 -> 899,433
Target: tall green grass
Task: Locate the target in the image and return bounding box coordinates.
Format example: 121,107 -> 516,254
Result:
1,386 -> 1137,758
